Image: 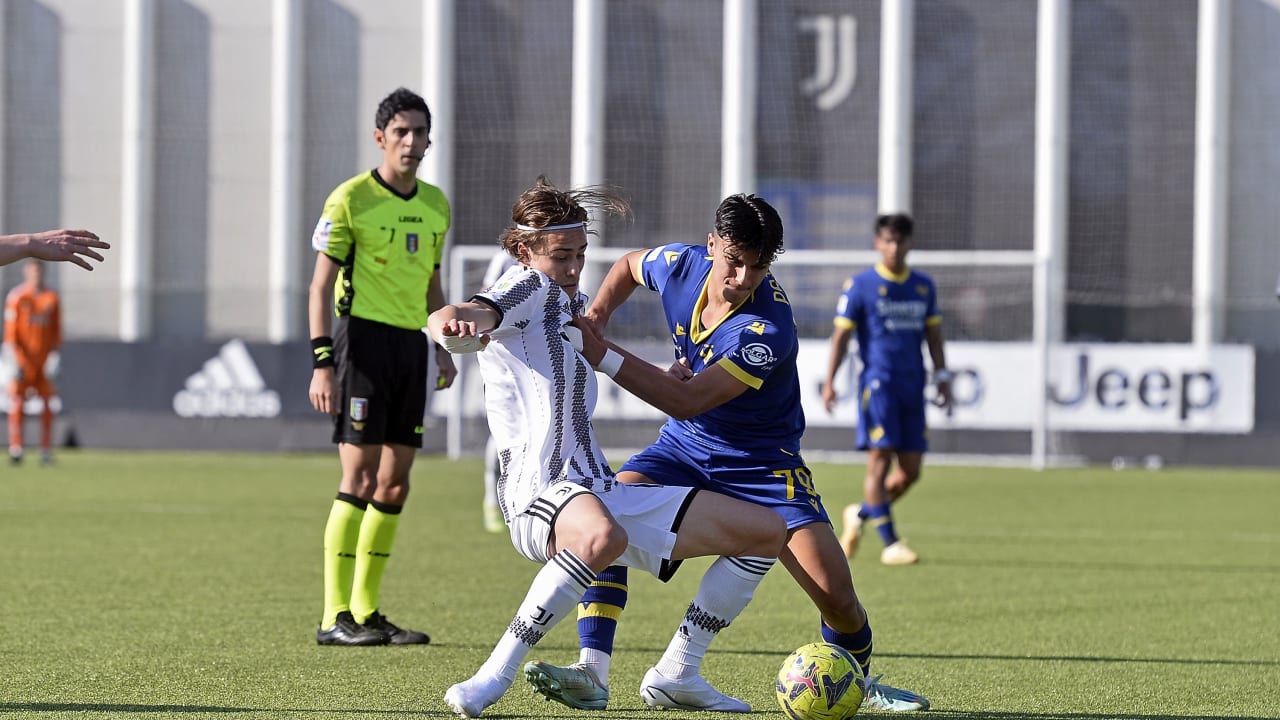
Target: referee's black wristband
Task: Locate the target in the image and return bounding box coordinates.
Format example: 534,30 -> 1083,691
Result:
311,336 -> 335,369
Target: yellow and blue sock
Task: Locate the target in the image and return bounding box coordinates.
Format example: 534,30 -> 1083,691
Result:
865,502 -> 899,546
822,619 -> 874,678
577,565 -> 628,686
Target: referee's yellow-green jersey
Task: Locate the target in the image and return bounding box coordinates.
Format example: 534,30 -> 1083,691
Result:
311,170 -> 450,330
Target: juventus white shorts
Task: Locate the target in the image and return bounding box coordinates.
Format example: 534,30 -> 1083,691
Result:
509,480 -> 697,580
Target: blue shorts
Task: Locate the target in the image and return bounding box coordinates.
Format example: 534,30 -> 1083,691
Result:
856,376 -> 928,453
619,430 -> 832,530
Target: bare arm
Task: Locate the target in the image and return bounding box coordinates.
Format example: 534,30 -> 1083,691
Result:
584,249 -> 647,330
427,301 -> 500,350
426,270 -> 448,316
307,254 -> 341,415
308,254 -> 340,341
821,324 -> 853,414
925,321 -> 952,408
572,317 -> 748,420
426,271 -> 458,388
0,230 -> 109,270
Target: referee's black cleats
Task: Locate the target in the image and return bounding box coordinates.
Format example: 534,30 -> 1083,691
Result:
316,611 -> 389,646
363,610 -> 431,645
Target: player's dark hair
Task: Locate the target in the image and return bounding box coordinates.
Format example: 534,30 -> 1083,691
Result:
500,176 -> 631,257
714,194 -> 785,266
375,87 -> 431,132
876,212 -> 914,238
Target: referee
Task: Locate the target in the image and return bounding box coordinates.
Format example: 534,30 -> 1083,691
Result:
307,87 -> 456,646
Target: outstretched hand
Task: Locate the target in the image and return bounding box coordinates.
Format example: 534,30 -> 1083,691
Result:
433,317 -> 490,354
666,356 -> 694,381
582,307 -> 609,334
569,316 -> 606,365
24,229 -> 110,270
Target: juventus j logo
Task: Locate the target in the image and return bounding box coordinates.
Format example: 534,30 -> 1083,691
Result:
530,606 -> 555,626
798,14 -> 857,111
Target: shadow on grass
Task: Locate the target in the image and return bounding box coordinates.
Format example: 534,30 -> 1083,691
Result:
921,714 -> 1279,720
2,702 -> 1274,720
529,640 -> 1279,669
930,556 -> 1280,575
0,705 -> 438,716
0,707 -> 253,714
871,650 -> 1280,667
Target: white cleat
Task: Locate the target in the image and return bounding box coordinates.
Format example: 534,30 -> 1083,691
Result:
523,660 -> 609,710
880,540 -> 919,565
444,674 -> 511,719
861,674 -> 930,712
639,666 -> 750,713
839,504 -> 864,558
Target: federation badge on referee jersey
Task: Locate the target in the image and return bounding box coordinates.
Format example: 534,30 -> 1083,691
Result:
350,397 -> 368,422
406,233 -> 419,254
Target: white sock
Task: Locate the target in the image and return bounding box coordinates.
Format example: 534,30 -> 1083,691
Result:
479,549 -> 595,682
655,555 -> 775,679
578,647 -> 611,687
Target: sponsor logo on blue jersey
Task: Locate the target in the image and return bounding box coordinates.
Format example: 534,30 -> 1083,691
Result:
740,342 -> 775,367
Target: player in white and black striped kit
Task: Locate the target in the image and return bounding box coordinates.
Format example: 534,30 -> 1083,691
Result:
478,249 -> 519,533
429,177 -> 786,718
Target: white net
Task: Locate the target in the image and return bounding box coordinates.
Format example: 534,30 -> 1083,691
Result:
1064,0 -> 1198,342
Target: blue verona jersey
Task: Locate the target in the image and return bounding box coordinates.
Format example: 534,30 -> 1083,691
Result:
637,243 -> 804,452
835,263 -> 940,385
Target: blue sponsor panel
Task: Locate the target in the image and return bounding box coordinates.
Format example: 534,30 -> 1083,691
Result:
19,339 -> 325,451
18,339 -> 1279,463
756,180 -> 878,250
55,339 -> 310,418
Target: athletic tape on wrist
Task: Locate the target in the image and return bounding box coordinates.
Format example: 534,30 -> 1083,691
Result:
598,349 -> 624,378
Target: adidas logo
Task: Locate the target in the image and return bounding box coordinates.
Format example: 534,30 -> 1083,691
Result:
172,339 -> 281,418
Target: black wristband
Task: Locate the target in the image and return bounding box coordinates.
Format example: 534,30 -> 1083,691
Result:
311,336 -> 335,369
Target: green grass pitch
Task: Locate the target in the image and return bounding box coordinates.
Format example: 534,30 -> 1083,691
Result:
1,450 -> 1276,719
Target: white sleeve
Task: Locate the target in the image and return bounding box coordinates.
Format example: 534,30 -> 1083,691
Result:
482,252 -> 518,289
478,267 -> 550,330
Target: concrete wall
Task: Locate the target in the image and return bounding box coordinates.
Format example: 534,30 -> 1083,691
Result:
0,0 -> 1276,351
1229,0 -> 1280,350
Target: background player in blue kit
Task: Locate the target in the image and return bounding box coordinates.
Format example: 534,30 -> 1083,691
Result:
820,212 -> 952,566
525,195 -> 929,713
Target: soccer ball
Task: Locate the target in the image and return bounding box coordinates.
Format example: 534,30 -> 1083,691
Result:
775,642 -> 865,720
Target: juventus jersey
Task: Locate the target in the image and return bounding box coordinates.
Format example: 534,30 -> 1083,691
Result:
472,265 -> 616,518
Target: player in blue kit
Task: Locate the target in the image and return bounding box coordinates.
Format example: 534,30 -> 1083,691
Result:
820,212 -> 952,566
523,195 -> 929,713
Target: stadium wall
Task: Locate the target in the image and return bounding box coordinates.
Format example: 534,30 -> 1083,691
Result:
0,1 -> 1277,465
0,0 -> 1275,347
15,338 -> 1278,467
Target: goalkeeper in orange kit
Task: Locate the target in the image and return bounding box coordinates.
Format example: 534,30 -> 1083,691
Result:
4,260 -> 61,464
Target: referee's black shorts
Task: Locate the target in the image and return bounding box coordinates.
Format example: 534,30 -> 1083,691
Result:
332,315 -> 429,447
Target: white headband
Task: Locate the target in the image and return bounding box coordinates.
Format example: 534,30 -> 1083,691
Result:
514,221 -> 586,232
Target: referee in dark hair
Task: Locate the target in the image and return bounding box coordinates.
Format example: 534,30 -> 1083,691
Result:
306,87 -> 455,646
